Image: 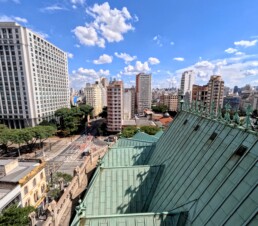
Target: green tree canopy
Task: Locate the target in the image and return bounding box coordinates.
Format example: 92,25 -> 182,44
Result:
121,126 -> 138,138
0,205 -> 35,226
140,126 -> 160,135
152,104 -> 168,113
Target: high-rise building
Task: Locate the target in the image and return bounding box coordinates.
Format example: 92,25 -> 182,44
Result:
84,81 -> 103,117
123,89 -> 132,120
107,80 -> 123,132
180,70 -> 195,103
207,75 -> 224,112
136,73 -> 151,114
125,87 -> 135,117
159,93 -> 178,111
100,77 -> 109,107
0,22 -> 69,128
192,84 -> 209,105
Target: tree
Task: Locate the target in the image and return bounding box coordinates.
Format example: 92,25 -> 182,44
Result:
0,126 -> 14,152
99,106 -> 107,119
152,104 -> 168,113
121,126 -> 138,138
32,126 -> 56,148
17,128 -> 35,151
79,105 -> 93,118
140,126 -> 160,135
0,205 -> 35,226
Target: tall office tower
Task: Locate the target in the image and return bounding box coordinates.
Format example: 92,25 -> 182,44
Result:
180,70 -> 195,103
125,87 -> 135,117
123,89 -> 132,120
159,93 -> 178,111
192,84 -> 209,105
0,22 -> 69,128
84,81 -> 102,117
136,73 -> 152,114
107,80 -> 123,132
207,75 -> 224,113
100,77 -> 109,107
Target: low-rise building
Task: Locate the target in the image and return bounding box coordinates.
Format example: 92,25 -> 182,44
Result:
0,159 -> 47,211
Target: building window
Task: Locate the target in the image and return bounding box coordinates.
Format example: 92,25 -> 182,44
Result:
40,172 -> 43,179
24,186 -> 28,195
33,178 -> 36,186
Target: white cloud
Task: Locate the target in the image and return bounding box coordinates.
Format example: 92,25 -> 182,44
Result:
74,44 -> 80,48
70,67 -> 110,88
173,57 -> 185,62
67,52 -> 74,59
243,69 -> 258,76
235,51 -> 244,56
153,35 -> 162,47
40,5 -> 67,12
170,41 -> 175,45
73,2 -> 135,47
71,0 -> 85,4
0,15 -> 28,23
148,57 -> 160,65
234,39 -> 258,47
73,26 -> 105,48
93,54 -> 113,64
123,61 -> 150,75
225,48 -> 237,54
114,52 -> 137,64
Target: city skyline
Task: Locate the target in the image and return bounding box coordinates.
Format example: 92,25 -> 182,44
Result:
1,0 -> 258,89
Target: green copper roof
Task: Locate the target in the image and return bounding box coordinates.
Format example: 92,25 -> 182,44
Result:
72,110 -> 258,226
102,146 -> 153,167
131,131 -> 159,142
80,212 -> 188,226
112,138 -> 153,148
153,130 -> 164,139
76,165 -> 163,217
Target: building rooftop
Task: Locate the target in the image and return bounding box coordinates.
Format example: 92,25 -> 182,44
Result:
72,104 -> 258,226
0,160 -> 40,183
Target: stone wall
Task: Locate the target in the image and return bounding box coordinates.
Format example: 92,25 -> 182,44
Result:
41,146 -> 108,226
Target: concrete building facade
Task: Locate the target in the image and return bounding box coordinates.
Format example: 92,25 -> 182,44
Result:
136,73 -> 152,114
123,89 -> 132,120
207,75 -> 224,112
192,84 -> 209,104
0,159 -> 47,212
84,82 -> 103,117
0,22 -> 70,128
107,81 -> 123,132
159,93 -> 178,111
180,70 -> 195,103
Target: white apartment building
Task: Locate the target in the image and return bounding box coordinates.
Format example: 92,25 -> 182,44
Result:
123,89 -> 132,120
136,73 -> 152,114
180,70 -> 195,103
0,22 -> 69,128
100,77 -> 108,107
107,80 -> 123,132
84,82 -> 103,117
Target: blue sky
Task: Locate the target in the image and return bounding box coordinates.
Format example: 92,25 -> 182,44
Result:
1,0 -> 258,90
